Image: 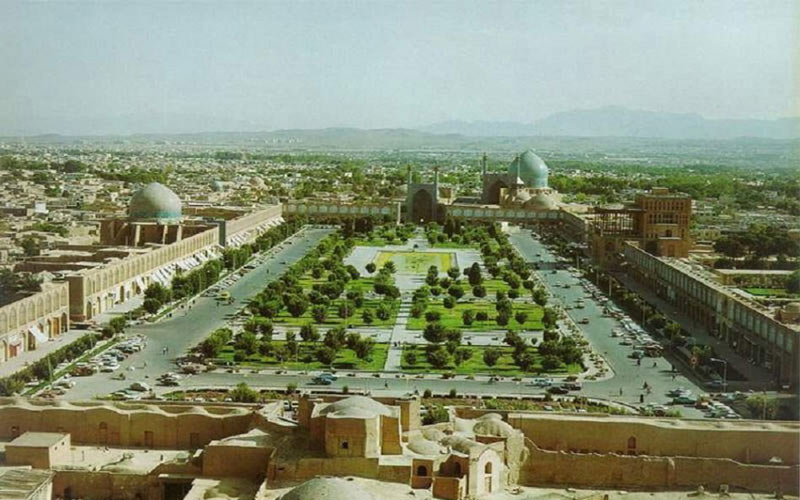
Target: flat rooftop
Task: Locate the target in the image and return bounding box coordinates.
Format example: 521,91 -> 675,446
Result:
8,432 -> 67,448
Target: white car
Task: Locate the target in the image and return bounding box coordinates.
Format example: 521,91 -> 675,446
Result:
101,363 -> 120,372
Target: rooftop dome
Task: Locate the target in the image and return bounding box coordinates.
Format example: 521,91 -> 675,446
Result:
509,150 -> 548,189
785,302 -> 800,313
317,396 -> 391,419
281,478 -> 374,500
128,182 -> 182,222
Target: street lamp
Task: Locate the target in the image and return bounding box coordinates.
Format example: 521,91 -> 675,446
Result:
710,358 -> 728,393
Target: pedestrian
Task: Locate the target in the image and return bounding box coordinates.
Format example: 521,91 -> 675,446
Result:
619,387 -> 623,396
672,373 -> 676,381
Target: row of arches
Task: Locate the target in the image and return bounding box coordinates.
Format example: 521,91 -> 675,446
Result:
0,312 -> 69,363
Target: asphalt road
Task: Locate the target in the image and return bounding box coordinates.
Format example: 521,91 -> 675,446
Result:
65,227 -> 333,400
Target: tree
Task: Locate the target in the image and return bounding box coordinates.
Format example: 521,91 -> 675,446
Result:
229,382 -> 259,403
453,348 -> 472,366
427,346 -> 450,369
423,322 -> 446,343
514,311 -> 528,325
787,270 -> 800,294
376,302 -> 391,320
447,266 -> 460,279
354,338 -> 374,360
543,329 -> 559,342
300,323 -> 320,343
21,237 -> 41,257
365,262 -> 376,273
483,347 -> 501,367
285,331 -> 298,357
425,310 -> 442,322
324,327 -> 347,351
496,311 -> 509,326
316,346 -> 337,366
532,287 -> 548,306
541,354 -> 561,372
472,285 -> 486,298
143,298 -> 161,315
258,340 -> 274,357
312,305 -> 327,324
448,285 -> 464,299
461,309 -> 475,326
361,309 -> 374,324
235,332 -> 259,355
404,349 -> 417,366
665,322 -> 683,343
382,260 -> 397,273
443,296 -> 455,309
337,301 -> 354,319
467,262 -> 483,286
515,350 -> 536,372
542,307 -> 558,329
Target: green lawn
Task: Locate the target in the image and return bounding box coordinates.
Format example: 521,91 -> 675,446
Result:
744,288 -> 800,298
406,301 -> 543,331
375,251 -> 453,274
401,345 -> 581,376
219,342 -> 389,371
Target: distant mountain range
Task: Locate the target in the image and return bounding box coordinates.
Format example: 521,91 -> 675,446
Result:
420,106 -> 800,139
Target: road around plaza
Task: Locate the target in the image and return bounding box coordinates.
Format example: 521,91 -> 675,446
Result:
63,227 -> 706,417
65,227 -> 333,400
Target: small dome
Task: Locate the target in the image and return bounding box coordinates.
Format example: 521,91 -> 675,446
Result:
785,302 -> 800,313
509,150 -> 548,189
128,182 -> 182,221
317,396 -> 391,418
474,415 -> 516,438
281,478 -> 374,500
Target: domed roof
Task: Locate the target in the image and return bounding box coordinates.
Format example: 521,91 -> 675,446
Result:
474,415 -> 517,438
509,150 -> 548,189
281,478 -> 374,500
128,182 -> 182,221
317,396 -> 391,419
785,302 -> 800,313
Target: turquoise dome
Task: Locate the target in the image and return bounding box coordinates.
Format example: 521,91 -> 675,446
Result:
128,182 -> 182,221
508,150 -> 548,189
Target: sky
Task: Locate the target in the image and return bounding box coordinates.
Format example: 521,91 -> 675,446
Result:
0,0 -> 798,135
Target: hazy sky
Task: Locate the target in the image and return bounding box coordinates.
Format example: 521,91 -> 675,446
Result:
1,0 -> 798,135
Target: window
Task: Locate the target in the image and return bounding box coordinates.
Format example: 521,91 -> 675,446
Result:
416,465 -> 428,476
341,440 -> 349,450
627,436 -> 637,449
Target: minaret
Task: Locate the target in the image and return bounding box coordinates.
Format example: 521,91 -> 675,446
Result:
434,166 -> 440,192
406,165 -> 412,186
481,153 -> 487,175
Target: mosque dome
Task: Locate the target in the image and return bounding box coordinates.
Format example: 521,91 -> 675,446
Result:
509,150 -> 548,189
128,182 -> 182,221
280,478 -> 375,500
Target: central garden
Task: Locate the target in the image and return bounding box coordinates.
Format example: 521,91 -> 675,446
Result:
192,219 -> 586,376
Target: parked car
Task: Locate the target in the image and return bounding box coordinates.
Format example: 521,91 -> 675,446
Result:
129,382 -> 151,392
312,376 -> 332,385
530,377 -> 553,387
672,395 -> 696,405
547,385 -> 569,395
